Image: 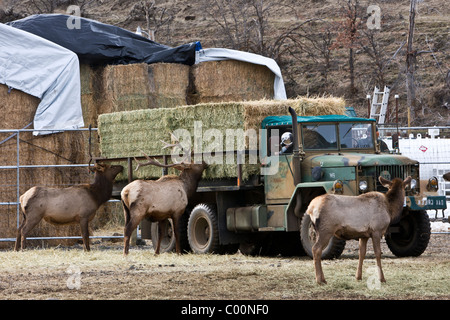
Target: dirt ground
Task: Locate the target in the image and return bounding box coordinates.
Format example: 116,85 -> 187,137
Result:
0,233 -> 448,301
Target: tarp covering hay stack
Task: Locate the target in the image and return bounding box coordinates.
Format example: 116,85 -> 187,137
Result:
98,97 -> 346,181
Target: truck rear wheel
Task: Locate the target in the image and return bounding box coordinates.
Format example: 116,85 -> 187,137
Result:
300,214 -> 346,260
385,210 -> 430,257
188,203 -> 221,254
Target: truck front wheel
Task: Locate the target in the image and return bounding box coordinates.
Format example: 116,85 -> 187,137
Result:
300,214 -> 346,259
385,210 -> 430,257
188,203 -> 221,254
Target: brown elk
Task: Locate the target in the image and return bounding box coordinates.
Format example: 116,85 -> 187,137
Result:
15,163 -> 123,251
306,176 -> 411,285
121,135 -> 207,255
443,172 -> 450,181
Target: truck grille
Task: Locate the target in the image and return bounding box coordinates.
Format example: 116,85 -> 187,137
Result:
375,164 -> 416,191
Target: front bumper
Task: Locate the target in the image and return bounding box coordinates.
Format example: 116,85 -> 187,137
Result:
406,195 -> 447,211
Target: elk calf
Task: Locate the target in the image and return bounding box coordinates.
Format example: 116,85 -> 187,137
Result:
306,176 -> 411,284
15,163 -> 123,251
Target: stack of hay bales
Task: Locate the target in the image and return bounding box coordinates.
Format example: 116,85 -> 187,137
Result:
101,63 -> 190,113
187,60 -> 275,104
80,63 -> 103,127
98,97 -> 346,181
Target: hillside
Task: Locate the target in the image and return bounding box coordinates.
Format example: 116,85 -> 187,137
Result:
1,0 -> 449,126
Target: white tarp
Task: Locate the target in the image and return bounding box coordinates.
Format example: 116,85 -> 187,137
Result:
196,48 -> 287,100
0,23 -> 83,135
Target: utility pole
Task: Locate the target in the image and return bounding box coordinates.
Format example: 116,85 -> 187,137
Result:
405,0 -> 417,127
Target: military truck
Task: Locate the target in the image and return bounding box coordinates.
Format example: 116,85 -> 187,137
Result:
103,107 -> 446,258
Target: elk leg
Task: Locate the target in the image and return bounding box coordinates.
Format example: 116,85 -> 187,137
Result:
123,216 -> 140,256
19,215 -> 42,250
356,237 -> 368,281
172,216 -> 180,254
372,233 -> 386,283
312,233 -> 332,285
15,215 -> 27,251
155,220 -> 166,255
80,218 -> 90,252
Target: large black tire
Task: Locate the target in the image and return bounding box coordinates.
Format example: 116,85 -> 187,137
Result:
300,214 -> 346,260
385,210 -> 430,257
188,203 -> 221,254
150,211 -> 190,253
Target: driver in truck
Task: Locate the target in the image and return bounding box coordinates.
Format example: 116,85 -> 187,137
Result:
280,132 -> 294,154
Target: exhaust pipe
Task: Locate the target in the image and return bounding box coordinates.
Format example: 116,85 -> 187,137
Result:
288,107 -> 301,185
288,107 -> 303,218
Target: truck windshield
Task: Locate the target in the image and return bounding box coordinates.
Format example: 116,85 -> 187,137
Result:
339,123 -> 374,149
302,124 -> 337,150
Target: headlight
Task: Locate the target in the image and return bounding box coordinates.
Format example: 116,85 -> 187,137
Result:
333,180 -> 344,194
427,177 -> 439,191
359,180 -> 368,192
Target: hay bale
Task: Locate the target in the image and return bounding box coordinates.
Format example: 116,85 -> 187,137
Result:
80,63 -> 99,127
101,63 -> 190,113
98,97 -> 346,181
187,60 -> 275,104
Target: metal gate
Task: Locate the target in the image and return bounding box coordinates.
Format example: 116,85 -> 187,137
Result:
0,127 -> 123,243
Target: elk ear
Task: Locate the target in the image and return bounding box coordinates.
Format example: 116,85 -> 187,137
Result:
172,163 -> 189,171
443,172 -> 450,181
94,163 -> 106,173
403,176 -> 412,187
378,176 -> 392,188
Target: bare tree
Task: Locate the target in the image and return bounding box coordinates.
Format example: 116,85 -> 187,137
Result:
359,29 -> 390,88
202,0 -> 255,52
331,0 -> 364,97
138,0 -> 177,41
29,0 -> 58,13
292,19 -> 335,87
202,0 -> 314,62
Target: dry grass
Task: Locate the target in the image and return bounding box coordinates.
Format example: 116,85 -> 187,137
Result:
0,235 -> 448,300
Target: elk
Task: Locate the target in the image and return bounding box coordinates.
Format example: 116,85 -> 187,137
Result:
444,172 -> 450,181
15,163 -> 123,251
121,134 -> 207,255
306,176 -> 412,285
